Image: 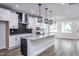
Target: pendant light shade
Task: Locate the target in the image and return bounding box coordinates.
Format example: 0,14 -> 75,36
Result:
37,4 -> 42,23
44,8 -> 49,24
49,10 -> 53,25
49,20 -> 53,25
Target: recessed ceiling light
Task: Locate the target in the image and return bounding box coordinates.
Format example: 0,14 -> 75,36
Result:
16,5 -> 19,8
61,3 -> 65,5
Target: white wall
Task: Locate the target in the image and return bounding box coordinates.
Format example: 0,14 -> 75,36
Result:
55,18 -> 79,39
0,22 -> 6,49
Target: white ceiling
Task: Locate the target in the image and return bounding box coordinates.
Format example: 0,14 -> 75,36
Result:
0,3 -> 79,19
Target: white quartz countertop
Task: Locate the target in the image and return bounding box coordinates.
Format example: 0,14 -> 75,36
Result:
0,20 -> 9,22
18,34 -> 35,37
22,34 -> 55,40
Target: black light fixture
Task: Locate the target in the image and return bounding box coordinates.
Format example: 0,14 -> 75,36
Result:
49,10 -> 53,25
44,8 -> 49,24
37,4 -> 42,23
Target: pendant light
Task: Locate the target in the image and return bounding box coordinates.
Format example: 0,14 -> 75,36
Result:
49,10 -> 53,25
37,4 -> 42,23
44,8 -> 48,24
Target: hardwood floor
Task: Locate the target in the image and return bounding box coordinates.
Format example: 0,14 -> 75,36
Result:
0,45 -> 55,56
39,38 -> 79,56
0,48 -> 22,56
0,38 -> 79,56
55,38 -> 79,56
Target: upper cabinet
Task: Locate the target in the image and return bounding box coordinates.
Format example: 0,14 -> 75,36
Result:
0,8 -> 18,29
27,15 -> 37,29
27,15 -> 38,34
9,11 -> 18,29
0,8 -> 10,21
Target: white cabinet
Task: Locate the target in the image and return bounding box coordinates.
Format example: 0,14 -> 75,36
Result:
16,36 -> 21,46
9,35 -> 21,49
0,8 -> 18,29
27,16 -> 37,28
27,15 -> 37,34
9,35 -> 17,48
9,12 -> 18,28
9,34 -> 35,49
0,8 -> 10,21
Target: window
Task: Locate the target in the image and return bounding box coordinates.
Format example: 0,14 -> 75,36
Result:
49,23 -> 58,32
62,22 -> 72,33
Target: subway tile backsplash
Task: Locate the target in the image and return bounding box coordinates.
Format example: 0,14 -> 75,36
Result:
10,29 -> 32,35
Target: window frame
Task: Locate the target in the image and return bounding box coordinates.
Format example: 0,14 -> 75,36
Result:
61,22 -> 72,33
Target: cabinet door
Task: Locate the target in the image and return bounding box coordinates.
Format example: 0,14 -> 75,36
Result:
16,36 -> 21,46
0,8 -> 10,20
27,16 -> 37,28
14,14 -> 18,28
27,16 -> 37,34
9,35 -> 21,49
9,36 -> 15,48
9,36 -> 17,48
10,12 -> 18,28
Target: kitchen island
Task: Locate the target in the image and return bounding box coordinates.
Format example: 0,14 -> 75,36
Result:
21,34 -> 55,56
9,34 -> 35,49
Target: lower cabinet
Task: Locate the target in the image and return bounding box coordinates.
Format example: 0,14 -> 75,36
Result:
16,36 -> 21,46
9,35 -> 21,49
